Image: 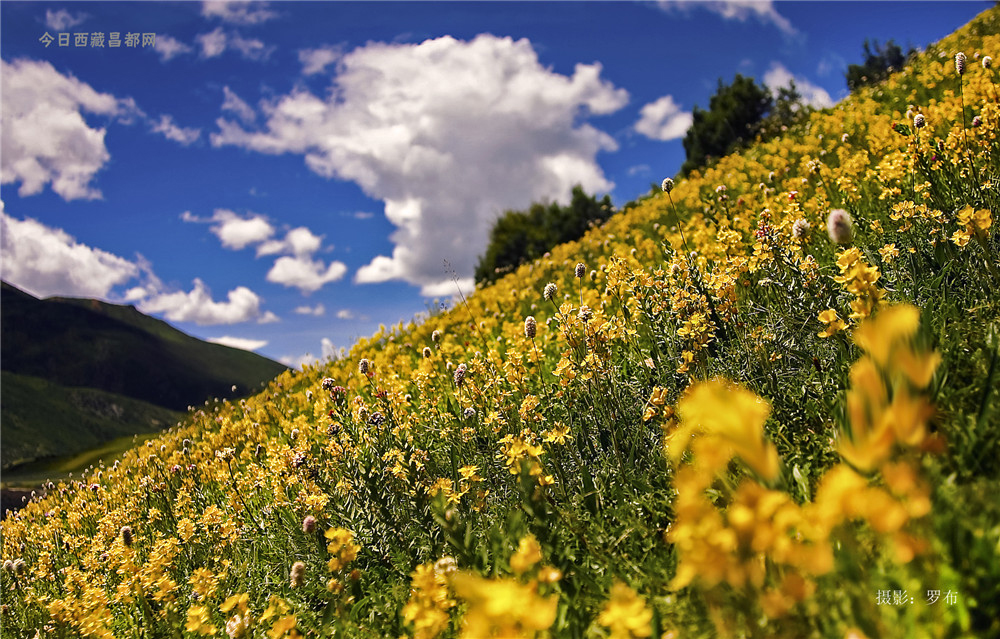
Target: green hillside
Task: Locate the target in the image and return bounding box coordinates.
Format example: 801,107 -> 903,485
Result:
0,282 -> 288,469
0,371 -> 180,470
1,282 -> 288,411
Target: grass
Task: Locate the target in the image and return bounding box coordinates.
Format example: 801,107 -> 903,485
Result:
2,7 -> 999,639
0,371 -> 182,470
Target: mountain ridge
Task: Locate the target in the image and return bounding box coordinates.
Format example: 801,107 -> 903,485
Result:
0,280 -> 288,469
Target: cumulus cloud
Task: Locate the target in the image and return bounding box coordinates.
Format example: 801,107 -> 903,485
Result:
182,210 -> 345,294
299,46 -> 341,75
182,209 -> 275,249
658,1 -> 797,36
256,226 -> 322,257
150,114 -> 201,145
212,34 -> 628,294
222,86 -> 256,124
196,26 -> 273,60
294,303 -> 325,316
266,256 -> 347,293
154,35 -> 193,62
201,1 -> 277,25
763,62 -> 834,109
0,203 -> 273,325
45,8 -> 87,30
335,309 -> 354,320
138,278 -> 265,325
1,58 -> 124,200
207,335 -> 268,351
634,95 -> 693,141
0,208 -> 138,298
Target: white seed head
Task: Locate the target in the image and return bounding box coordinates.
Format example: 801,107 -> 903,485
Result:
543,282 -> 557,301
792,219 -> 812,240
524,316 -> 537,339
826,209 -> 854,245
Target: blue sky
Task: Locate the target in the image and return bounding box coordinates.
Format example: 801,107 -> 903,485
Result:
0,1 -> 988,367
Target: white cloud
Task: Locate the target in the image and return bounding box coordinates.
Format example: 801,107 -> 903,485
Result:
45,9 -> 86,30
154,35 -> 193,62
196,26 -> 272,60
321,338 -> 339,360
256,226 -> 322,257
294,303 -> 326,316
207,335 -> 268,351
150,114 -> 201,145
335,309 -> 354,320
1,58 -> 125,200
763,62 -> 834,109
222,86 -> 256,124
0,204 -> 273,326
201,1 -> 277,25
299,46 -> 341,75
183,210 -> 344,294
212,34 -> 628,294
182,209 -> 275,249
196,27 -> 228,58
0,208 -> 138,298
137,278 -> 264,325
266,256 -> 347,293
280,337 -> 340,370
634,95 -> 693,141
658,1 -> 797,36
213,210 -> 274,249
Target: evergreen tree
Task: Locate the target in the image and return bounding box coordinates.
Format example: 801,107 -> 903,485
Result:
846,39 -> 914,91
680,74 -> 774,176
475,186 -> 613,286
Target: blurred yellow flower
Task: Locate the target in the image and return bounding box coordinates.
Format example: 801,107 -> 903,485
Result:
598,582 -> 653,639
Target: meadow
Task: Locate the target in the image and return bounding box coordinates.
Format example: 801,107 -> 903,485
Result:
3,7 -> 999,639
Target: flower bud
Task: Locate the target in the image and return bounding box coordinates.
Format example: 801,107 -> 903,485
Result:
826,209 -> 854,245
524,316 -> 537,339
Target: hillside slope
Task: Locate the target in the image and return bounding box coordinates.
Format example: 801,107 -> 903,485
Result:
0,282 -> 288,468
0,371 -> 181,469
2,8 -> 999,639
1,282 -> 288,411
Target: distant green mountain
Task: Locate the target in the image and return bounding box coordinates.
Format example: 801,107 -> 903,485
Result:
0,371 -> 181,470
0,281 -> 288,469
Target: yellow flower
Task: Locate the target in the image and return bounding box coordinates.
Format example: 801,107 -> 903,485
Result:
542,423 -> 571,445
268,615 -> 297,639
817,309 -> 847,338
878,243 -> 899,262
671,380 -> 779,480
402,562 -> 455,639
177,517 -> 196,542
450,572 -> 557,638
853,304 -> 920,369
597,582 -> 653,639
510,534 -> 543,575
951,227 -> 972,247
186,604 -> 218,636
189,567 -> 221,600
325,527 -> 360,572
